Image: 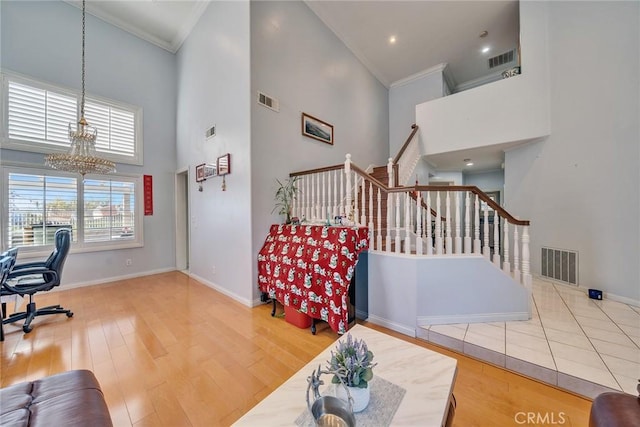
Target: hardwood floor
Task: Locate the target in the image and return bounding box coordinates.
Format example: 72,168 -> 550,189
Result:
1,271 -> 592,426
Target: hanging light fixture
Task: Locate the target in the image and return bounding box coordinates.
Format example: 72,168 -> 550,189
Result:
45,0 -> 116,177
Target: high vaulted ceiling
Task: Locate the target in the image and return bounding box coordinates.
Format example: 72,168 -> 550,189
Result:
68,0 -> 520,173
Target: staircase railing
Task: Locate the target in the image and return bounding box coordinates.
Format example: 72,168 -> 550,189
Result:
289,154 -> 532,288
392,124 -> 420,186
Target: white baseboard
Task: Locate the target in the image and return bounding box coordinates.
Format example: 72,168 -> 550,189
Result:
417,311 -> 530,326
60,267 -> 177,290
189,273 -> 253,307
366,314 -> 415,337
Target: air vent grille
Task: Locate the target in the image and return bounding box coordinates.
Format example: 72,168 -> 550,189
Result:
488,49 -> 515,69
541,247 -> 578,285
257,91 -> 279,112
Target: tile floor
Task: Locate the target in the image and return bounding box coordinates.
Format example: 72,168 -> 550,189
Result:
417,278 -> 640,399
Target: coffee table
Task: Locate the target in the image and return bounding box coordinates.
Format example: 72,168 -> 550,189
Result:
233,324 -> 457,426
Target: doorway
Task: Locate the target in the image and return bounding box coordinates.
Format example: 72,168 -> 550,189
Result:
175,168 -> 190,272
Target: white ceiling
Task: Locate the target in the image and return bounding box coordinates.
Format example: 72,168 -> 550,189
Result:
73,0 -> 519,173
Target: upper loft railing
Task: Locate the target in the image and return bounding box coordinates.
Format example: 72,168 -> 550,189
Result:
289,154 -> 532,289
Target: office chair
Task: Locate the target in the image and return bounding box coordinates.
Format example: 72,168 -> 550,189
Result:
2,228 -> 73,333
0,254 -> 16,341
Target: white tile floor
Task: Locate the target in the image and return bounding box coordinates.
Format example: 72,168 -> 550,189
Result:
418,278 -> 640,399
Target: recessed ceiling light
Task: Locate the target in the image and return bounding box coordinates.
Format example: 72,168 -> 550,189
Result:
481,46 -> 490,54
479,30 -> 488,38
389,35 -> 397,44
466,162 -> 474,167
464,158 -> 473,166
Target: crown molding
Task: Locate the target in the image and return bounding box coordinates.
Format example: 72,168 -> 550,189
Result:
390,63 -> 448,89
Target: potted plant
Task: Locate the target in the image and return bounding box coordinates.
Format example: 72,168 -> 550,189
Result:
327,333 -> 376,412
272,176 -> 299,224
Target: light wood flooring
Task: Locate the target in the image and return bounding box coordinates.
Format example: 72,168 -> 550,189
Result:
1,271 -> 592,426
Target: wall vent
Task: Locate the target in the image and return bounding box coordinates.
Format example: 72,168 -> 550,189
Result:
541,247 -> 578,285
257,91 -> 279,112
488,49 -> 515,69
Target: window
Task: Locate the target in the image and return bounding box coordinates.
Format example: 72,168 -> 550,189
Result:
2,71 -> 143,165
2,165 -> 143,253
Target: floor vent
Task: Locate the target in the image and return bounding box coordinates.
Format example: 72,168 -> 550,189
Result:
541,247 -> 578,285
488,49 -> 515,69
257,91 -> 279,112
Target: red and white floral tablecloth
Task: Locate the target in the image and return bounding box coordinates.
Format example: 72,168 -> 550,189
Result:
257,224 -> 369,334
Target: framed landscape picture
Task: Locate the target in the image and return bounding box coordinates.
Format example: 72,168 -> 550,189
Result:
302,113 -> 333,145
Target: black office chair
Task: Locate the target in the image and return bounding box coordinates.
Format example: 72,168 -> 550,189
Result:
0,254 -> 16,341
2,228 -> 73,333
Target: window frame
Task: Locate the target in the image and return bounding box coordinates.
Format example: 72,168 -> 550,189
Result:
1,161 -> 144,258
1,70 -> 144,166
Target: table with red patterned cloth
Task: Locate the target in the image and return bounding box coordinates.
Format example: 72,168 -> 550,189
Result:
257,224 -> 369,334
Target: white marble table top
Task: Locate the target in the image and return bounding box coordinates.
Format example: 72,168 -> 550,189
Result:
233,325 -> 458,426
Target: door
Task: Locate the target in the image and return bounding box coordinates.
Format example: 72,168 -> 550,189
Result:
175,169 -> 189,271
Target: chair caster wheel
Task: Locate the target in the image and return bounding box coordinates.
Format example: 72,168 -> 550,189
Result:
67,312 -> 74,318
23,325 -> 32,333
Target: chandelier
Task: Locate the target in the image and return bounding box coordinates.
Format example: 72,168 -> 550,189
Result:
45,0 -> 115,177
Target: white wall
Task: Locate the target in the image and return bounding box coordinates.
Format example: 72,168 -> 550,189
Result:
176,1 -> 253,304
1,1 -> 177,286
250,1 -> 388,303
389,66 -> 444,157
415,2 -> 551,157
464,169 -> 504,203
505,1 -> 639,303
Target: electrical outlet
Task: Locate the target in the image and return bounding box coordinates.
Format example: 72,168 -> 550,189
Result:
126,259 -> 132,266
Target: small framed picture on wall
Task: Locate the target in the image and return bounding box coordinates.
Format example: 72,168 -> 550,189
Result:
217,153 -> 231,175
302,113 -> 333,145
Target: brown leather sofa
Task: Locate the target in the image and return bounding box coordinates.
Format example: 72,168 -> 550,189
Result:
0,369 -> 113,427
589,391 -> 640,427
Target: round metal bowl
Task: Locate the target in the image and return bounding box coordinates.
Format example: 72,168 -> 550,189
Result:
310,395 -> 356,427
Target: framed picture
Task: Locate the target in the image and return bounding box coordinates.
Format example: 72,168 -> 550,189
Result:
217,153 -> 231,175
204,163 -> 217,179
195,163 -> 206,182
302,113 -> 333,145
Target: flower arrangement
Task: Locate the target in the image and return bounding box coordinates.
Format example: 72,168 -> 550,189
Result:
327,333 -> 376,389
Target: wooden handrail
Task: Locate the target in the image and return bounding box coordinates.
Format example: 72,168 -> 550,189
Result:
290,164 -> 343,177
392,124 -> 419,164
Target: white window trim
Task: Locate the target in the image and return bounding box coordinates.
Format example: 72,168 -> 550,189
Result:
1,160 -> 144,258
1,70 -> 144,166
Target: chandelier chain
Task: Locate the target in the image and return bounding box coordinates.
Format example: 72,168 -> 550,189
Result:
81,0 -> 86,119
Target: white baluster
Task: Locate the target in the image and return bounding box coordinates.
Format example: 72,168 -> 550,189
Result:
426,192 -> 432,255
368,182 -> 373,245
304,175 -> 311,219
345,155 -> 352,221
464,192 -> 471,254
483,199 -> 490,259
455,192 -> 461,254
361,178 -> 367,226
333,170 -> 338,217
503,220 -> 511,274
339,169 -> 347,216
445,191 -> 452,254
435,192 -> 443,255
316,171 -> 321,220
376,187 -> 382,251
311,174 -> 316,220
522,225 -> 532,289
493,209 -> 501,267
416,192 -> 423,255
395,192 -> 401,253
327,171 -> 332,221
404,192 -> 411,254
353,172 -> 359,225
386,157 -> 394,252
474,193 -> 481,254
322,172 -> 327,222
513,226 -> 521,283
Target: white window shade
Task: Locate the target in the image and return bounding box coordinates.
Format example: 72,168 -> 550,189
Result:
7,81 -> 76,146
2,72 -> 143,165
